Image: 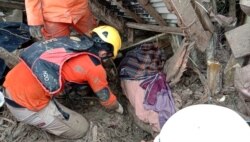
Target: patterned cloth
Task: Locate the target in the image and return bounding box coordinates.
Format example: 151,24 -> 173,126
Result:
119,43 -> 167,80
141,72 -> 175,128
119,43 -> 175,129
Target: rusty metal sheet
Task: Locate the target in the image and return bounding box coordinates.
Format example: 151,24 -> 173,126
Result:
225,24 -> 250,58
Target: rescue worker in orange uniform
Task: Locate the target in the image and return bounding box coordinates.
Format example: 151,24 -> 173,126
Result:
2,26 -> 123,139
25,0 -> 97,40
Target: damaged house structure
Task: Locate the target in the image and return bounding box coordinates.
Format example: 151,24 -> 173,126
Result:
0,0 -> 213,86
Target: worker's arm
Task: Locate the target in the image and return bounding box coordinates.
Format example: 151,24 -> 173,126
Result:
25,0 -> 44,25
95,87 -> 119,109
86,64 -> 122,112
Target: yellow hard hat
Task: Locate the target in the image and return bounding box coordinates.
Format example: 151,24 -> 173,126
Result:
92,25 -> 122,59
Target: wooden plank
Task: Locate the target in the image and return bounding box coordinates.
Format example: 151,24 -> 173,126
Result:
126,22 -> 184,35
113,0 -> 144,23
121,33 -> 167,51
229,0 -> 236,18
0,0 -> 24,10
127,28 -> 134,43
138,0 -> 167,26
225,24 -> 250,58
193,0 -> 214,33
89,0 -> 125,33
163,0 -> 211,52
207,60 -> 221,96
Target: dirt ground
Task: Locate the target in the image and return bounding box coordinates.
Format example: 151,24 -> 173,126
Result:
1,32 -> 250,142
1,45 -> 250,142
0,93 -> 149,142
0,32 -> 247,142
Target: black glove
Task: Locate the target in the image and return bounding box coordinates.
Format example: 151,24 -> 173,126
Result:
29,25 -> 43,40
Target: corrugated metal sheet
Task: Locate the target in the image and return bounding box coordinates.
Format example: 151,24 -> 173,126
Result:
105,0 -> 177,24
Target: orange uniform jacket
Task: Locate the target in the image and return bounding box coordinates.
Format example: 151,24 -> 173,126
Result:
25,0 -> 90,25
3,55 -> 117,111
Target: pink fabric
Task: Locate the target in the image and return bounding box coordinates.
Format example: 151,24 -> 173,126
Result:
40,48 -> 78,65
40,48 -> 67,65
121,79 -> 160,132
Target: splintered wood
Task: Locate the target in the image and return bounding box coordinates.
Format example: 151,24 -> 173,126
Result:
89,0 -> 125,33
164,40 -> 195,86
207,60 -> 221,96
163,0 -> 212,52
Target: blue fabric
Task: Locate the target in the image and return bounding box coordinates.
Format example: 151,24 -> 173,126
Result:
0,22 -> 30,80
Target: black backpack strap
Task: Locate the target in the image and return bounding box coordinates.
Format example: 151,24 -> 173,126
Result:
0,87 -> 24,108
5,98 -> 24,108
52,97 -> 70,120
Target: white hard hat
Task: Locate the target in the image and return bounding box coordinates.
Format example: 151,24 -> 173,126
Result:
154,104 -> 250,142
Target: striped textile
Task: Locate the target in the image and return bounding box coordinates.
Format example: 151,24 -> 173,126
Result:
119,43 -> 166,80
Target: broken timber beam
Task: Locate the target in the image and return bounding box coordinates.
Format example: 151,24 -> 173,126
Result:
113,0 -> 144,23
163,0 -> 212,52
127,28 -> 134,43
0,0 -> 24,10
89,0 -> 125,33
192,0 -> 214,33
138,0 -> 167,26
126,22 -> 184,35
121,33 -> 167,51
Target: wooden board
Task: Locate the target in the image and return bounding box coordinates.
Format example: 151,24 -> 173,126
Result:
163,0 -> 211,52
138,0 -> 167,26
89,0 -> 125,33
225,24 -> 250,58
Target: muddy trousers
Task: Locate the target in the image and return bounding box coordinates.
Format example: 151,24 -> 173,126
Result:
6,100 -> 89,139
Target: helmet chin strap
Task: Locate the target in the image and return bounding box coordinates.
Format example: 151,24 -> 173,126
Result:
88,44 -> 113,61
100,54 -> 113,61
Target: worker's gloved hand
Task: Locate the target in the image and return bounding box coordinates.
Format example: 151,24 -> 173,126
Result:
29,26 -> 43,40
115,102 -> 124,114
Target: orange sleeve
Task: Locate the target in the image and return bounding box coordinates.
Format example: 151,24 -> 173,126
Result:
86,65 -> 118,109
86,65 -> 108,92
100,90 -> 118,109
25,0 -> 44,25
